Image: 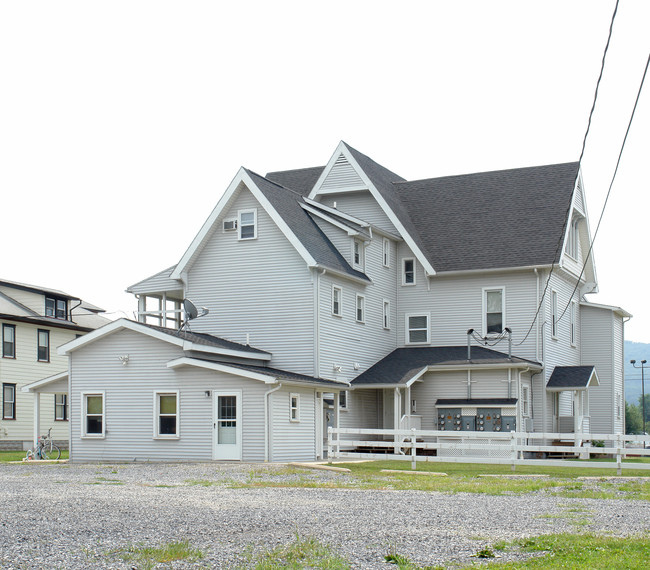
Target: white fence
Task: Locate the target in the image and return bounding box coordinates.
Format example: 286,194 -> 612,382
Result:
327,427 -> 650,474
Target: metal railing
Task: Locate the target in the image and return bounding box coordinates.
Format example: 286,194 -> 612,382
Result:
327,427 -> 650,474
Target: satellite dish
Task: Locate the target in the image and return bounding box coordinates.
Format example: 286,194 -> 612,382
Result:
183,299 -> 199,320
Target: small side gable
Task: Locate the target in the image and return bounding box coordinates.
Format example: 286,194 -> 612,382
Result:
170,168 -> 317,280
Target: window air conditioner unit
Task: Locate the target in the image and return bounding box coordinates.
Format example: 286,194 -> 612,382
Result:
223,219 -> 237,231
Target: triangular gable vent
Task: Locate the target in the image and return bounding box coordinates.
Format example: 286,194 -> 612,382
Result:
320,153 -> 366,192
574,181 -> 585,214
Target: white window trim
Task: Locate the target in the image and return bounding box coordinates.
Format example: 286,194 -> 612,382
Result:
383,299 -> 391,330
331,285 -> 342,317
238,208 -> 257,240
289,393 -> 300,422
153,390 -> 180,439
81,391 -> 105,439
405,313 -> 430,345
355,294 -> 365,323
482,287 -> 506,337
382,238 -> 390,267
551,289 -> 558,339
339,391 -> 348,411
402,258 -> 416,286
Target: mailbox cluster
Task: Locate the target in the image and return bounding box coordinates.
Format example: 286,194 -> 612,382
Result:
437,408 -> 516,432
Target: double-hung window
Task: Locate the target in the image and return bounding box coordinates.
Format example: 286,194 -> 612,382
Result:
45,297 -> 67,319
154,391 -> 179,438
2,383 -> 16,420
82,392 -> 104,437
289,393 -> 300,422
355,294 -> 365,323
37,329 -> 50,362
382,238 -> 390,267
383,300 -> 390,329
332,286 -> 342,317
339,391 -> 347,410
406,313 -> 429,344
238,209 -> 257,240
484,288 -> 504,335
402,258 -> 415,285
55,394 -> 68,421
2,324 -> 15,358
352,239 -> 364,269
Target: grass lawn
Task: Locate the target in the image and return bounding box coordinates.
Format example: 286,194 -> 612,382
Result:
0,449 -> 69,462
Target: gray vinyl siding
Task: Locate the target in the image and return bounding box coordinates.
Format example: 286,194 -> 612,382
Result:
342,389 -> 379,430
320,192 -> 399,235
69,329 -> 272,462
580,304 -> 623,434
397,253 -> 540,360
318,234 -> 397,381
319,153 -> 365,191
269,386 -> 316,462
185,189 -> 315,375
545,273 -> 581,373
128,269 -> 182,295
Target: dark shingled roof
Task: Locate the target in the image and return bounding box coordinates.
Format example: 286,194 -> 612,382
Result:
352,346 -> 540,386
266,166 -> 325,195
547,365 -> 596,389
136,321 -> 271,356
435,398 -> 518,406
394,162 -> 579,272
246,169 -> 370,282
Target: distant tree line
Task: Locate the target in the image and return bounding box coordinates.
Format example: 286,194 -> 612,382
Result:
625,394 -> 650,434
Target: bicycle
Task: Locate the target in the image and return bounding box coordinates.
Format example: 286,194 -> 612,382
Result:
25,428 -> 61,461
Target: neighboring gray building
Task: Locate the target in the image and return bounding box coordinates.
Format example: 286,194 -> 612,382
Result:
54,142 -> 628,462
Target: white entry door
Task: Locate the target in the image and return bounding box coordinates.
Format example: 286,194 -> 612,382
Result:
213,391 -> 242,460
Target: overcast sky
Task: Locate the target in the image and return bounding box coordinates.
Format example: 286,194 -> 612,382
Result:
2,1 -> 649,343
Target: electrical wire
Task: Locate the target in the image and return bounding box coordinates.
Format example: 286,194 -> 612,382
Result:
514,0 -> 620,347
558,48 -> 650,324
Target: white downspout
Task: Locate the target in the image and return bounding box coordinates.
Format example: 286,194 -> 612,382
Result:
264,383 -> 282,462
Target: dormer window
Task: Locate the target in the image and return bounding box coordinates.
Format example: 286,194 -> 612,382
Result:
45,297 -> 67,320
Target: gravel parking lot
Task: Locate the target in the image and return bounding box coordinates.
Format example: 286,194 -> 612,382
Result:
1,462 -> 649,569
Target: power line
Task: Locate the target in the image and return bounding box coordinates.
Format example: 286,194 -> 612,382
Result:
514,0 -> 620,347
558,48 -> 650,323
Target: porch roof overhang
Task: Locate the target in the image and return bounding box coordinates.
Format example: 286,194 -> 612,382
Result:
166,357 -> 348,389
546,365 -> 599,392
22,371 -> 68,393
350,346 -> 541,388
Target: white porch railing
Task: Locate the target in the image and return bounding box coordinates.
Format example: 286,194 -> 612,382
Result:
327,427 -> 650,475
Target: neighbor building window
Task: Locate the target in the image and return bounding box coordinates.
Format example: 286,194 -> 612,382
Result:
238,209 -> 257,240
406,313 -> 429,344
290,393 -> 300,422
2,383 -> 16,420
402,258 -> 415,285
45,297 -> 67,320
55,394 -> 68,421
383,300 -> 390,329
2,324 -> 15,358
37,329 -> 50,362
382,238 -> 390,267
355,294 -> 365,323
551,290 -> 558,338
484,288 -> 504,335
82,392 -> 104,437
154,391 -> 179,438
332,286 -> 342,316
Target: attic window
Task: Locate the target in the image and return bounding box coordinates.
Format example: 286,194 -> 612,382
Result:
352,239 -> 364,269
45,297 -> 67,320
238,209 -> 257,240
565,216 -> 580,259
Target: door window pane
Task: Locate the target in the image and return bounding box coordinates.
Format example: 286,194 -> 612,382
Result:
217,396 -> 237,444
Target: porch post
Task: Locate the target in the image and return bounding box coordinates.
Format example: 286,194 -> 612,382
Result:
393,387 -> 400,454
316,392 -> 323,460
32,392 -> 41,448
